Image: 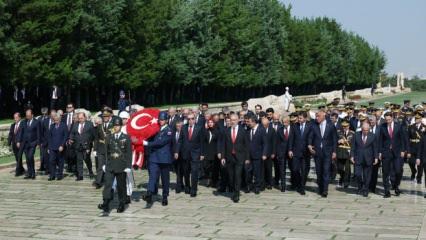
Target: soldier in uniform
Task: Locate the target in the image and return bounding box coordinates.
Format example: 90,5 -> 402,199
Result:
416,117 -> 426,197
336,119 -> 354,188
143,111 -> 173,208
98,118 -> 132,216
408,113 -> 424,183
93,110 -> 114,189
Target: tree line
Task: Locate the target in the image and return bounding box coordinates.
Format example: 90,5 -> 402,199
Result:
0,0 -> 386,111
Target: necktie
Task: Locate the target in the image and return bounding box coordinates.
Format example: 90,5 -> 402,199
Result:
250,129 -> 254,141
362,134 -> 367,144
67,114 -> 71,128
284,127 -> 288,140
321,123 -> 325,138
300,124 -> 304,135
388,124 -> 393,139
176,132 -> 179,142
56,123 -> 59,129
27,120 -> 31,127
79,124 -> 83,134
188,126 -> 193,140
14,122 -> 19,134
115,134 -> 119,140
232,127 -> 236,143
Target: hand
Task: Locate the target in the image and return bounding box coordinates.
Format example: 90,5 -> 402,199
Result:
373,159 -> 378,165
332,152 -> 336,160
124,168 -> 131,173
86,150 -> 90,154
400,152 -> 405,158
338,139 -> 344,144
217,153 -> 221,159
271,154 -> 275,159
102,165 -> 106,172
350,157 -> 355,164
407,153 -> 411,158
17,142 -> 20,148
143,140 -> 148,146
416,159 -> 421,166
200,156 -> 205,161
221,159 -> 226,166
262,155 -> 267,161
59,146 -> 64,152
245,160 -> 250,165
288,151 -> 293,158
47,150 -> 50,154
174,153 -> 179,160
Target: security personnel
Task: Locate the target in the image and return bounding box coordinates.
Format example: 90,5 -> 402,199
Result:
408,113 -> 424,183
143,111 -> 173,208
93,110 -> 114,189
98,118 -> 132,216
336,119 -> 354,188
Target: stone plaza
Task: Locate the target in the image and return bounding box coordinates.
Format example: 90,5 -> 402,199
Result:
0,161 -> 425,240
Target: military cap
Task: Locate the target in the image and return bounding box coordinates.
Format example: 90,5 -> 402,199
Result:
318,104 -> 326,110
102,110 -> 112,117
295,104 -> 303,111
415,113 -> 422,119
422,101 -> 426,105
341,119 -> 350,127
358,113 -> 367,121
159,111 -> 168,121
113,117 -> 123,126
119,111 -> 130,119
415,104 -> 424,111
303,104 -> 311,110
384,102 -> 391,107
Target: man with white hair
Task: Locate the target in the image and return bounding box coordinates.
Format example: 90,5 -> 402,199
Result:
47,112 -> 68,181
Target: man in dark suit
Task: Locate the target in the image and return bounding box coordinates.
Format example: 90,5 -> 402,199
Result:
379,112 -> 409,198
221,113 -> 250,203
17,109 -> 40,179
271,113 -> 282,186
168,107 -> 180,131
172,120 -> 185,193
69,112 -> 95,181
351,122 -> 378,197
261,117 -> 276,190
181,113 -> 205,197
245,115 -> 268,194
63,103 -> 76,173
8,112 -> 25,176
47,113 -> 68,181
369,116 -> 381,193
308,110 -> 338,198
416,123 -> 426,197
275,116 -> 295,192
39,108 -> 54,174
290,111 -> 313,195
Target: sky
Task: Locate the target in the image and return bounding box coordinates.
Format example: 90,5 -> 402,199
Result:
280,0 -> 426,78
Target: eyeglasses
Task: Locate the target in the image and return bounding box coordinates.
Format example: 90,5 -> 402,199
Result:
188,118 -> 195,120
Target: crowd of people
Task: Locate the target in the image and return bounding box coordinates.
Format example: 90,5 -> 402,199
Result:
6,97 -> 426,216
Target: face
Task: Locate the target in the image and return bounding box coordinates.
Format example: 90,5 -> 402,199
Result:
78,113 -> 86,123
298,115 -> 306,124
267,112 -> 273,119
168,108 -> 176,116
330,115 -> 337,123
369,118 -> 377,126
13,113 -> 20,122
230,115 -> 239,127
53,116 -> 61,124
385,115 -> 393,124
113,125 -> 121,133
25,110 -> 33,120
261,118 -> 269,127
207,119 -> 214,128
242,104 -> 248,111
255,106 -> 261,114
273,114 -> 280,123
316,112 -> 325,123
225,118 -> 231,127
247,118 -> 256,128
282,118 -> 289,127
66,104 -> 74,113
176,122 -> 183,131
50,111 -> 57,119
202,105 -> 208,112
159,119 -> 166,126
187,114 -> 195,126
343,125 -> 349,131
102,115 -> 111,123
362,123 -> 370,134
122,118 -> 128,125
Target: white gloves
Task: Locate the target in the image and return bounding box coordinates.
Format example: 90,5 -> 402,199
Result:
124,168 -> 131,173
93,151 -> 97,157
102,165 -> 106,172
143,140 -> 148,146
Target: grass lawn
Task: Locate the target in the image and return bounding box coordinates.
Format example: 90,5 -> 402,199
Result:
359,91 -> 426,106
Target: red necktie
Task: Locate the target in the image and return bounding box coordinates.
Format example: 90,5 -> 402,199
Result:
231,127 -> 236,154
188,126 -> 193,140
14,123 -> 19,134
388,125 -> 393,139
284,127 -> 288,140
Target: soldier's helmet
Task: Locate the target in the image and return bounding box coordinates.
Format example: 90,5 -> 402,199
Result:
159,111 -> 168,121
113,117 -> 123,126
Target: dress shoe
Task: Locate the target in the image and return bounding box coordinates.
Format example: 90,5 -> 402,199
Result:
125,196 -> 131,204
89,173 -> 95,179
190,192 -> 197,198
424,194 -> 426,199
217,187 -> 226,193
362,191 -> 368,197
232,193 -> 240,203
184,187 -> 190,194
144,194 -> 153,208
280,185 -> 286,192
244,187 -> 250,193
266,185 -> 272,190
321,192 -> 328,198
56,176 -> 63,181
384,191 -> 391,198
395,188 -> 401,196
117,204 -> 125,213
417,179 -> 422,184
162,198 -> 168,206
24,175 -> 31,179
343,183 -> 349,189
298,189 -> 306,195
254,188 -> 260,195
175,188 -> 182,194
76,177 -> 83,181
48,177 -> 55,181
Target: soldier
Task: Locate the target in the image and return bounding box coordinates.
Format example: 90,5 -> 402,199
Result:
336,119 -> 354,188
416,119 -> 426,197
98,118 -> 132,216
408,113 -> 424,183
143,111 -> 173,207
93,110 -> 114,189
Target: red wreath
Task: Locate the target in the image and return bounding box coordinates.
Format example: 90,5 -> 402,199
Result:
126,108 -> 160,169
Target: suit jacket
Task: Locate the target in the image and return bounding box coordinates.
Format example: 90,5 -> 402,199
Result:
379,121 -> 408,157
172,129 -> 183,155
168,115 -> 181,130
50,86 -> 61,99
264,126 -> 276,157
350,132 -> 378,165
8,121 -> 24,146
69,121 -> 95,150
147,125 -> 173,164
417,131 -> 426,162
106,133 -> 132,173
291,122 -> 313,158
181,124 -> 205,160
41,117 -> 53,146
204,127 -> 221,160
223,126 -> 250,163
275,124 -> 295,159
247,125 -> 268,160
62,112 -> 75,132
309,120 -> 338,158
48,122 -> 68,151
18,118 -> 41,147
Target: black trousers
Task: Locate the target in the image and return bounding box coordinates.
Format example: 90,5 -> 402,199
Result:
293,155 -> 310,190
382,152 -> 404,192
23,144 -> 36,177
190,160 -> 200,193
49,150 -> 64,178
40,145 -> 49,171
226,155 -> 243,193
175,158 -> 186,191
12,143 -> 25,174
337,158 -> 351,185
103,171 -> 126,204
369,161 -> 380,192
408,153 -> 422,181
354,160 -> 372,192
95,154 -> 106,185
277,156 -> 288,188
264,157 -> 274,187
65,145 -> 76,172
245,158 -> 263,190
76,150 -> 93,178
182,158 -> 191,191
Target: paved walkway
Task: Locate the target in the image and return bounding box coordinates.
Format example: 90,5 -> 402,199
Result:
0,163 -> 425,240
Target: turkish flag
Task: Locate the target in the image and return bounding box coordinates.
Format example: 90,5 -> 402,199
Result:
126,108 -> 160,168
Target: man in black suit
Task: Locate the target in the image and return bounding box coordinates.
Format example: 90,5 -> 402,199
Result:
39,108 -> 54,174
416,123 -> 426,197
308,110 -> 338,198
17,109 -> 40,179
63,103 -> 76,173
271,113 -> 282,186
275,116 -> 294,192
221,113 -> 250,202
69,112 -> 95,181
369,116 -> 381,193
290,111 -> 313,195
168,107 -> 180,131
351,122 -> 378,197
181,113 -> 205,197
47,113 -> 68,181
172,120 -> 185,193
261,116 -> 276,190
379,112 -> 409,198
8,112 -> 25,176
245,115 -> 268,194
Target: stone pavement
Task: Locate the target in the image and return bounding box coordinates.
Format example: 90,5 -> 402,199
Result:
0,163 -> 426,240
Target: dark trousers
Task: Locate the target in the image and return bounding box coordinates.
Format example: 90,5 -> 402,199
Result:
95,154 -> 106,185
409,154 -> 422,181
12,143 -> 25,174
103,171 -> 126,204
76,150 -> 93,178
293,155 -> 310,190
226,155 -> 243,193
264,157 -> 274,187
245,158 -> 263,190
337,158 -> 351,185
273,158 -> 281,185
277,156 -> 288,188
175,158 -> 186,191
190,160 -> 200,193
148,162 -> 171,197
314,152 -> 331,194
182,158 -> 191,191
65,145 -> 76,173
382,152 -> 404,192
369,161 -> 380,192
23,144 -> 36,177
49,150 -> 64,178
211,157 -> 220,186
304,156 -> 312,186
354,160 -> 372,192
40,145 -> 49,171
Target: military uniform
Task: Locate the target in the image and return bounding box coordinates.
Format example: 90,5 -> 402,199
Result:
408,114 -> 424,183
98,118 -> 132,216
336,121 -> 354,188
93,111 -> 114,188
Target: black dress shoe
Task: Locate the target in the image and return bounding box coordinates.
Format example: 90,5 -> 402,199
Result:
56,176 -> 63,181
321,192 -> 328,198
299,189 -> 306,195
184,187 -> 190,194
217,187 -> 226,193
117,204 -> 125,213
424,194 -> 426,199
162,198 -> 168,206
362,191 -> 368,197
280,186 -> 286,192
190,192 -> 197,198
343,183 -> 349,189
175,188 -> 182,194
232,193 -> 240,203
266,185 -> 272,190
144,194 -> 153,209
76,177 -> 83,181
395,188 -> 401,196
125,196 -> 131,204
24,175 -> 31,179
48,177 -> 55,181
417,179 -> 422,184
384,191 -> 391,198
